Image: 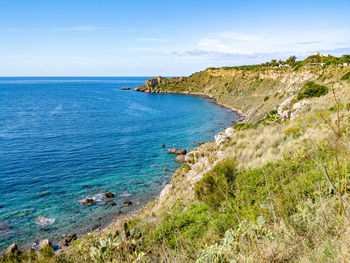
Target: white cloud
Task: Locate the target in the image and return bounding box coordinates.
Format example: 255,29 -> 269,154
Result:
175,29 -> 350,61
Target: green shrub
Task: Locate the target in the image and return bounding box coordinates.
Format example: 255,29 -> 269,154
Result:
284,126 -> 303,137
340,72 -> 350,81
152,203 -> 211,249
195,159 -> 237,208
264,96 -> 270,101
234,123 -> 255,131
259,110 -> 281,125
297,82 -> 328,100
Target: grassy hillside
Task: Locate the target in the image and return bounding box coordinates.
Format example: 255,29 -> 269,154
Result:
135,65 -> 350,123
2,62 -> 350,262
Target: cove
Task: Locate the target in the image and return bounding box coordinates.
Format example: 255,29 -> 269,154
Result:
0,77 -> 239,250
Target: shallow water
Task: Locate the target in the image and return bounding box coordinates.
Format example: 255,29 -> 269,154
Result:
0,77 -> 239,250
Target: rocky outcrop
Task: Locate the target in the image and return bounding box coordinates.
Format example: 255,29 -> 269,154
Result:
215,133 -> 229,145
277,97 -> 310,121
61,234 -> 77,247
174,155 -> 186,162
167,148 -> 187,155
38,239 -> 52,251
5,243 -> 18,255
290,99 -> 310,120
159,184 -> 173,202
134,76 -> 183,93
214,127 -> 235,145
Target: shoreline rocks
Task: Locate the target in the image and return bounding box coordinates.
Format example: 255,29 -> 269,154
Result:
104,192 -> 115,198
123,200 -> 132,206
174,155 -> 186,162
5,243 -> 18,255
38,239 -> 52,251
167,148 -> 187,155
81,198 -> 95,206
61,234 -> 77,247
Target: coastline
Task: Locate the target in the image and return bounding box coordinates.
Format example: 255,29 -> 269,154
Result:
136,89 -> 246,122
57,89 -> 243,253
1,88 -> 241,255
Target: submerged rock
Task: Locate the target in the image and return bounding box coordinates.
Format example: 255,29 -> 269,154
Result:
104,192 -> 115,198
161,144 -> 166,148
33,216 -> 55,226
118,193 -> 131,198
167,148 -> 187,155
164,168 -> 169,171
120,87 -> 131,90
37,191 -> 50,197
81,198 -> 95,206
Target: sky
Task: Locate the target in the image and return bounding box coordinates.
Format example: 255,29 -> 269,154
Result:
1,0 -> 350,76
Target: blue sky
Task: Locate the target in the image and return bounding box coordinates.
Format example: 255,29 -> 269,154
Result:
1,0 -> 350,76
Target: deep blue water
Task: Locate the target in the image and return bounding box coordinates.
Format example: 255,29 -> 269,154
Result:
0,77 -> 238,251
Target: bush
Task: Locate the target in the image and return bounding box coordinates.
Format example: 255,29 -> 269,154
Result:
264,96 -> 270,101
195,159 -> 237,208
297,82 -> 328,100
152,203 -> 211,249
258,110 -> 281,125
341,72 -> 350,81
234,122 -> 255,131
284,126 -> 303,137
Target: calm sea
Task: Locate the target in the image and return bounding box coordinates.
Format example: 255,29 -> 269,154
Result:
0,77 -> 238,251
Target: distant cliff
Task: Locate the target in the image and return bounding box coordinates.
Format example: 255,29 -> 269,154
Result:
135,66 -> 350,122
134,76 -> 183,93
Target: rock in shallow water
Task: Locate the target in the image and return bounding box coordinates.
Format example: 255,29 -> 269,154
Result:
104,192 -> 115,198
81,198 -> 95,206
123,200 -> 132,206
33,216 -> 55,226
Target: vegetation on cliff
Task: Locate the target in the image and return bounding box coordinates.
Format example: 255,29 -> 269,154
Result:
2,57 -> 350,262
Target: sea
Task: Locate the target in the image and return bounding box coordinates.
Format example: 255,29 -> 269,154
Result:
0,77 -> 239,251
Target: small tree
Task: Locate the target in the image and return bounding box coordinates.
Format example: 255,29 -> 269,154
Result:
286,55 -> 297,66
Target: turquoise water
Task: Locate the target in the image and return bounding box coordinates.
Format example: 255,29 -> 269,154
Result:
0,77 -> 239,251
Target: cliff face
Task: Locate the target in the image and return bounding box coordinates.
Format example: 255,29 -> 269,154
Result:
135,66 -> 350,122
